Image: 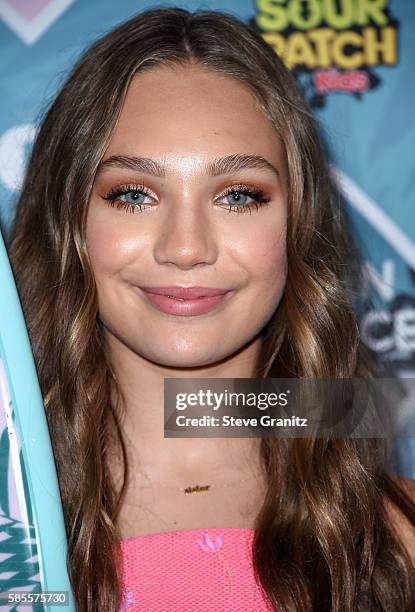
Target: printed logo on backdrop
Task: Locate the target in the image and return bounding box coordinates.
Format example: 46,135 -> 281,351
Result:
0,124 -> 36,228
0,0 -> 76,45
361,266 -> 415,379
333,169 -> 415,381
0,125 -> 36,192
250,0 -> 399,107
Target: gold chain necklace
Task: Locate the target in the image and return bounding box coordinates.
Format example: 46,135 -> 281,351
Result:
141,471 -> 259,494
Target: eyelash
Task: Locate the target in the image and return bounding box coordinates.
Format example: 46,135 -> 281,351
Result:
101,183 -> 271,215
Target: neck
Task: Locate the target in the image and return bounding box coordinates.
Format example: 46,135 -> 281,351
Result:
105,328 -> 263,482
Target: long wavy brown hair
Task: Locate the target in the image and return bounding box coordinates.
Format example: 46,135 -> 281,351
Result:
7,7 -> 415,611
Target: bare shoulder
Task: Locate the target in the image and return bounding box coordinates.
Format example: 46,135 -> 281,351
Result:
384,475 -> 415,566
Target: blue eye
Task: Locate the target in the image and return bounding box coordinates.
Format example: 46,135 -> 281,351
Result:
225,192 -> 249,206
120,190 -> 147,205
218,186 -> 271,214
102,185 -> 153,213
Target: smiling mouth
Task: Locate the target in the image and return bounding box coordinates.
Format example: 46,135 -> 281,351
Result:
139,287 -> 233,316
140,286 -> 231,299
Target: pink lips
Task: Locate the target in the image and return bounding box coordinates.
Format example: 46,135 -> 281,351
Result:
139,286 -> 232,316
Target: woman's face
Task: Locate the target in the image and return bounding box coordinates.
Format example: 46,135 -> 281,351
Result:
86,63 -> 288,369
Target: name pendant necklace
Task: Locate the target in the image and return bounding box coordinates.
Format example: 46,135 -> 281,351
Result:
141,471 -> 259,494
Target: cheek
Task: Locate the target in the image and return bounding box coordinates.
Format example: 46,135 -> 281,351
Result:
237,221 -> 287,286
253,226 -> 287,326
85,213 -> 143,276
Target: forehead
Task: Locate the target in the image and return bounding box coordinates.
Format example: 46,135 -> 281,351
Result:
105,63 -> 286,173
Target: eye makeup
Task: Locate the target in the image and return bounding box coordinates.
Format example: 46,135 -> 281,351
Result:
100,182 -> 272,215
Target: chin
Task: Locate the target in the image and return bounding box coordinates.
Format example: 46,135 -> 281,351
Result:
144,348 -> 225,370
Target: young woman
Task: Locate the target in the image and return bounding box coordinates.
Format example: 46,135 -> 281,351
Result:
7,7 -> 415,611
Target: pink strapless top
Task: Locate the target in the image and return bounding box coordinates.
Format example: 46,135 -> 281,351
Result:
119,527 -> 274,611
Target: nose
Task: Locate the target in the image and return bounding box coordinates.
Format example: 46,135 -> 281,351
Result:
153,199 -> 218,270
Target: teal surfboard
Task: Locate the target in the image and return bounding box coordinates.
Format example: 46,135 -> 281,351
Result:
0,229 -> 75,611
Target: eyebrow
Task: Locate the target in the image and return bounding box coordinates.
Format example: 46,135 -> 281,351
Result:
96,153 -> 280,180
